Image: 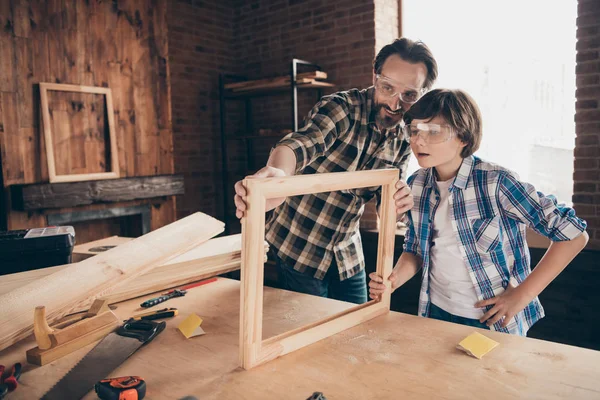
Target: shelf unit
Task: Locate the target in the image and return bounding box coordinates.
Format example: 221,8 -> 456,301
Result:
218,59 -> 334,234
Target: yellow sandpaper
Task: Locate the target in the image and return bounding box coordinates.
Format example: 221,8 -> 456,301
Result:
457,331 -> 499,359
177,313 -> 205,339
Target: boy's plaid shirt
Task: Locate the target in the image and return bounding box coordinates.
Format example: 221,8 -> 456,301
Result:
404,155 -> 587,335
266,87 -> 411,280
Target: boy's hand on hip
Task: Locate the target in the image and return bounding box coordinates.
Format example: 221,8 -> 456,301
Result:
394,180 -> 413,219
368,267 -> 401,301
234,166 -> 286,218
475,282 -> 531,328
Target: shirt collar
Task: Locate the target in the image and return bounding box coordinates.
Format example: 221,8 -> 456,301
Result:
424,155 -> 475,190
454,155 -> 475,190
367,86 -> 378,127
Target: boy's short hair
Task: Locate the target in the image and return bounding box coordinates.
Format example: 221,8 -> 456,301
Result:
403,89 -> 482,158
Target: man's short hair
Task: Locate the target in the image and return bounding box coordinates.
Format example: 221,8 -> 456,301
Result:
403,89 -> 483,158
373,38 -> 438,90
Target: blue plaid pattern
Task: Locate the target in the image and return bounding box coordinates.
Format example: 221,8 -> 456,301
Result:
404,155 -> 587,335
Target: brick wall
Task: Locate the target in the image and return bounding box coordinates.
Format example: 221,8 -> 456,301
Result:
234,0 -> 380,230
167,0 -> 236,219
575,0 -> 600,250
362,0 -> 400,229
169,0 -> 385,227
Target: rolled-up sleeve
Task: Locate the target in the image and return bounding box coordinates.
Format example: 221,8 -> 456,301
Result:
498,172 -> 587,241
276,95 -> 352,173
402,210 -> 421,255
402,174 -> 421,255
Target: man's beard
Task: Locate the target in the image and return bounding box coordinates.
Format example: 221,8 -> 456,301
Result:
374,102 -> 403,129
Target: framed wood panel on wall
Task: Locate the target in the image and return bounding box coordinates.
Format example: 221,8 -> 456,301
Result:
39,83 -> 119,183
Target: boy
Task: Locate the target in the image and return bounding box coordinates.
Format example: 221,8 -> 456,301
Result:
368,89 -> 588,335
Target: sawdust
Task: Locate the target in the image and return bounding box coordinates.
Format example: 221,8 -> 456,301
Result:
283,304 -> 300,322
347,355 -> 359,364
283,311 -> 299,322
530,351 -> 565,362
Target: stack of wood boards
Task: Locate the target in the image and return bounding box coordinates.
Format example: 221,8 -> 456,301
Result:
224,71 -> 334,93
0,212 -> 267,351
72,236 -> 134,262
0,234 -> 268,305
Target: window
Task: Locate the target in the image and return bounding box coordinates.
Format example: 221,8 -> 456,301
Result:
402,0 -> 577,204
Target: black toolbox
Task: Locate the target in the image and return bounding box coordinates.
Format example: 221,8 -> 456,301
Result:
0,226 -> 76,275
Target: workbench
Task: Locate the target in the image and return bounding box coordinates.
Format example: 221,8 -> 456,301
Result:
1,277 -> 599,399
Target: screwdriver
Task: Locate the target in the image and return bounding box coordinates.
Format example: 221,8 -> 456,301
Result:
140,289 -> 186,308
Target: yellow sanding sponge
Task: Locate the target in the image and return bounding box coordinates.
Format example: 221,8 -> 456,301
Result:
457,331 -> 499,359
177,313 -> 205,339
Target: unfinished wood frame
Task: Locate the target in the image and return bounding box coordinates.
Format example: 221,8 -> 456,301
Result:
240,169 -> 398,369
39,83 -> 119,183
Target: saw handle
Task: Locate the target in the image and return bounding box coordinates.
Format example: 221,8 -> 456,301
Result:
117,319 -> 166,344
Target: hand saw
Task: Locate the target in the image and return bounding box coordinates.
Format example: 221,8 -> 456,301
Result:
41,318 -> 165,400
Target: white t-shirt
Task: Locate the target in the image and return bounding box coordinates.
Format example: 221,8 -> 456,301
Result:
429,178 -> 484,319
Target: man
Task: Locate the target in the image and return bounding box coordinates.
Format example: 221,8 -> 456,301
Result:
234,38 -> 438,304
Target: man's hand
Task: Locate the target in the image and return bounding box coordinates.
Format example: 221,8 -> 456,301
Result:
394,180 -> 413,219
234,166 -> 287,219
475,282 -> 532,328
368,267 -> 402,301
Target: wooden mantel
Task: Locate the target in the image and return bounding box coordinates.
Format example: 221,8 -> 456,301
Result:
10,175 -> 184,211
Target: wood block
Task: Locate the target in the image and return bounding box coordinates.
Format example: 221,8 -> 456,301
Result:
51,310 -> 118,346
26,320 -> 118,366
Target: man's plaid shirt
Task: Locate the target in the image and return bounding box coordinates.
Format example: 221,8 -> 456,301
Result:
404,155 -> 587,335
266,87 -> 411,280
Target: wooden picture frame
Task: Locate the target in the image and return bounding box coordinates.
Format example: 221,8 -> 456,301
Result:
39,83 -> 119,183
240,169 -> 398,369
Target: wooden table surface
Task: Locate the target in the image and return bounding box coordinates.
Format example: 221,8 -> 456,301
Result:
1,278 -> 599,400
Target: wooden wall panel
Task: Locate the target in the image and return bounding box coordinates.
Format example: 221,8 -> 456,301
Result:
0,0 -> 176,237
46,91 -> 109,176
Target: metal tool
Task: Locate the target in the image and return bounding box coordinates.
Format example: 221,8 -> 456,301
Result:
0,363 -> 22,399
140,289 -> 186,308
132,307 -> 178,321
41,318 -> 165,400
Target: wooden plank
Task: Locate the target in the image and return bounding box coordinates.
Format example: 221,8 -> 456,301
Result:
12,0 -> 31,38
0,211 -> 224,351
39,82 -> 57,182
0,234 -> 268,300
240,179 -> 266,369
377,174 -> 397,308
19,128 -> 37,183
225,71 -> 329,91
258,168 -> 398,198
14,37 -> 33,129
11,174 -> 184,210
0,31 -> 16,92
72,236 -> 134,262
259,302 -> 389,365
0,92 -> 25,185
240,169 -> 398,369
298,81 -> 335,88
132,84 -> 159,176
